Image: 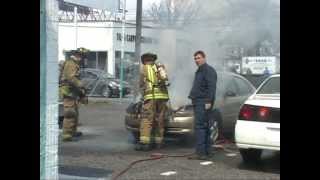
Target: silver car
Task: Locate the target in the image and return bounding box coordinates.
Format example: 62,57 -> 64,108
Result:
125,72 -> 256,143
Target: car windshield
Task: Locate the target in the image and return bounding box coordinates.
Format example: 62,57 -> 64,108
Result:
257,76 -> 280,94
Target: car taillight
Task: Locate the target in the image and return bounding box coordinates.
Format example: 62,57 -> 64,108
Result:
258,107 -> 270,120
239,104 -> 272,121
239,104 -> 254,120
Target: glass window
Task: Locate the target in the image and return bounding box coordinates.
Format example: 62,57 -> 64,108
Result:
97,51 -> 107,70
115,51 -> 135,80
79,71 -> 85,78
86,52 -> 97,69
257,76 -> 280,94
117,33 -> 121,41
216,74 -> 226,97
234,77 -> 253,96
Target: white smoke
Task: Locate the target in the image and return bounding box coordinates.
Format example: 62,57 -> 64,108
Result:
141,0 -> 280,108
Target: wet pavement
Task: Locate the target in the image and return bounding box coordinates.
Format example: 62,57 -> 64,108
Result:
59,99 -> 280,180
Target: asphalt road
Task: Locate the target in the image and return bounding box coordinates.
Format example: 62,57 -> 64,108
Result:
59,98 -> 280,180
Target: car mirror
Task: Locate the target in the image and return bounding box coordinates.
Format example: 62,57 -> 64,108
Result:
225,90 -> 236,97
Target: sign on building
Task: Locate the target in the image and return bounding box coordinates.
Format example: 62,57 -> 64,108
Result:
241,56 -> 279,75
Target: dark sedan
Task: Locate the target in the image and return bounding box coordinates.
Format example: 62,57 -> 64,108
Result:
58,68 -> 132,128
125,72 -> 256,143
80,68 -> 131,98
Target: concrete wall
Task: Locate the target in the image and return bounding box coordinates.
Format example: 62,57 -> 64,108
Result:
41,0 -> 59,179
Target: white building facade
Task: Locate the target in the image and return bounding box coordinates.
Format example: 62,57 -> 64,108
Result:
58,21 -> 158,77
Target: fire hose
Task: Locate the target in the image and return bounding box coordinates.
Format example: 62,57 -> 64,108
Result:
111,134 -> 237,180
112,66 -> 238,179
112,152 -> 195,180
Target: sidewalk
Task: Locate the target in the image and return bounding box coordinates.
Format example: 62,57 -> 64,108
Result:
59,174 -> 111,180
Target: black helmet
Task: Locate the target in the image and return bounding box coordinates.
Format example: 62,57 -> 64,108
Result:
77,47 -> 90,54
141,53 -> 157,64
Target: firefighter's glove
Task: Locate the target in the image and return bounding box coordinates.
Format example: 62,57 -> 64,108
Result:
205,103 -> 212,110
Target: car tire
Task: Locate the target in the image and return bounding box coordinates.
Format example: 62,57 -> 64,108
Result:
211,109 -> 222,145
210,120 -> 220,145
102,86 -> 112,98
239,149 -> 262,164
181,110 -> 222,147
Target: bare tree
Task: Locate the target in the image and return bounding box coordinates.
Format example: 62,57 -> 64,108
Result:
145,0 -> 200,28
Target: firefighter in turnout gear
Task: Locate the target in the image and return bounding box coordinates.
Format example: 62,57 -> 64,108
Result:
59,47 -> 89,142
135,53 -> 170,151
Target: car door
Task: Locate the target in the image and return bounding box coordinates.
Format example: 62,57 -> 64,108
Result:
220,77 -> 243,131
225,76 -> 256,130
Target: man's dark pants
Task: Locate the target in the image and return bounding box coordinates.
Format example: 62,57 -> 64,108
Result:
193,100 -> 214,156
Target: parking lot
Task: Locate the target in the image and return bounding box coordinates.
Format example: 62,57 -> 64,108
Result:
59,99 -> 280,180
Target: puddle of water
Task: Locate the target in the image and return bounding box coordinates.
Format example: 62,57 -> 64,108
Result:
200,161 -> 213,165
160,171 -> 177,176
226,153 -> 238,157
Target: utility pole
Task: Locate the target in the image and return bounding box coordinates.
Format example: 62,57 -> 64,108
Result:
74,6 -> 78,49
134,0 -> 142,97
120,0 -> 126,100
135,0 -> 142,63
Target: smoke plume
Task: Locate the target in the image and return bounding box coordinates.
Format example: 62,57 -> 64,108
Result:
141,0 -> 280,108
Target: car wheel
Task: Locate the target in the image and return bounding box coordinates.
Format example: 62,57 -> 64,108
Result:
210,109 -> 222,145
239,149 -> 262,163
102,86 -> 112,98
210,120 -> 220,145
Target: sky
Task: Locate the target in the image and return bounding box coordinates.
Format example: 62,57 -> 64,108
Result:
65,0 -> 279,20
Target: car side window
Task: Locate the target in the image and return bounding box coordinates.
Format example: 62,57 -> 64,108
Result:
234,77 -> 252,96
225,79 -> 238,96
79,71 -> 86,78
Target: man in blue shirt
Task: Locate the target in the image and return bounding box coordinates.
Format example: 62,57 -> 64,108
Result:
263,67 -> 271,76
188,50 -> 217,160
